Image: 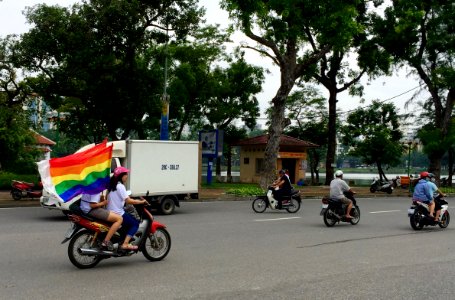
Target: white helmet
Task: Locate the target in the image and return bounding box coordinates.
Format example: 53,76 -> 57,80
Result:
334,170 -> 343,177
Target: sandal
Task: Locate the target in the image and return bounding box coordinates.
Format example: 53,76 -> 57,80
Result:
101,240 -> 114,251
120,244 -> 138,251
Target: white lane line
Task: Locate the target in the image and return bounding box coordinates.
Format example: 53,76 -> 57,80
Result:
369,210 -> 401,214
255,217 -> 301,222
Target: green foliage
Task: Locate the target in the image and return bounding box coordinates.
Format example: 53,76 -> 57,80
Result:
13,0 -> 204,142
226,186 -> 265,197
341,101 -> 404,178
0,172 -> 40,190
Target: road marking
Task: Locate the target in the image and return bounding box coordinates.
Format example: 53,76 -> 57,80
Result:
254,217 -> 301,222
369,210 -> 401,214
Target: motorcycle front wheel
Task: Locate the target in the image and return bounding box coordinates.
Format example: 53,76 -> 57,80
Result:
252,198 -> 267,213
410,212 -> 424,230
349,206 -> 361,225
439,211 -> 450,228
323,209 -> 337,227
68,230 -> 102,269
285,198 -> 301,213
142,228 -> 171,261
11,190 -> 21,200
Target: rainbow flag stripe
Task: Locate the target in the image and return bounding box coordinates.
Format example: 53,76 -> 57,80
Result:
38,141 -> 113,203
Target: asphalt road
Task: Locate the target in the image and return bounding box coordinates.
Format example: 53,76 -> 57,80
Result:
1,197 -> 455,300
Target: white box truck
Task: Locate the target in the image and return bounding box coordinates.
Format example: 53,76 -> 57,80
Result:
40,140 -> 201,215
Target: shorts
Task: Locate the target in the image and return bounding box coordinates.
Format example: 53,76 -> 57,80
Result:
88,207 -> 110,220
339,197 -> 352,205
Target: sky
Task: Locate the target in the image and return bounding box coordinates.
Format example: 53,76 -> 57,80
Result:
0,0 -> 427,123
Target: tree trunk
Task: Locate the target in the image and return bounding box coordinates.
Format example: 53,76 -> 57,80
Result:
325,90 -> 337,185
260,102 -> 285,189
447,147 -> 453,187
226,145 -> 233,183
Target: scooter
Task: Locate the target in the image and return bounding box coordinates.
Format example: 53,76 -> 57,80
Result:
320,191 -> 360,227
252,186 -> 302,213
370,177 -> 393,194
408,195 -> 450,230
62,201 -> 171,269
11,180 -> 43,200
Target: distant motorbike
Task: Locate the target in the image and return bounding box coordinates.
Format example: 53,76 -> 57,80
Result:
320,191 -> 360,227
252,187 -> 301,213
408,195 -> 450,230
370,178 -> 393,194
63,202 -> 171,269
11,180 -> 42,200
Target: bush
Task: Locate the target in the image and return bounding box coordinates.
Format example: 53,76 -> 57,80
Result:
0,172 -> 40,190
226,186 -> 265,197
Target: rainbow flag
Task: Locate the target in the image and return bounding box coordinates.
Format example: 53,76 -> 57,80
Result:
37,141 -> 113,203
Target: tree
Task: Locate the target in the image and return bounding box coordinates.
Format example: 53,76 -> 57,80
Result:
0,37 -> 38,172
283,86 -> 329,185
12,0 -> 204,142
221,0 -> 366,188
304,1 -> 391,184
340,101 -> 404,181
371,0 -> 455,179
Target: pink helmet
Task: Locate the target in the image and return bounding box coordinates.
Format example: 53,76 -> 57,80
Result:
114,166 -> 130,177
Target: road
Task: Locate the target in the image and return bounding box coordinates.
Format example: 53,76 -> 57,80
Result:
1,197 -> 455,300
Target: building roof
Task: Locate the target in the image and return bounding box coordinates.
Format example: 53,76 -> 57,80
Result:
234,134 -> 319,148
34,132 -> 56,146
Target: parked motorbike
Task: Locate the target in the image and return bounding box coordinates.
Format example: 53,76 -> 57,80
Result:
408,195 -> 450,230
370,178 -> 393,194
11,180 -> 42,200
252,187 -> 301,213
62,201 -> 171,269
320,191 -> 360,227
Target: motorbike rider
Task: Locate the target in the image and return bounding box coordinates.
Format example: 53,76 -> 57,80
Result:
428,173 -> 445,221
412,171 -> 436,220
271,169 -> 292,209
107,166 -> 148,251
329,170 -> 354,219
80,192 -> 123,251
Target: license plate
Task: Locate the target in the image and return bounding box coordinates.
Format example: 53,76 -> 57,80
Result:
64,224 -> 77,238
407,208 -> 415,216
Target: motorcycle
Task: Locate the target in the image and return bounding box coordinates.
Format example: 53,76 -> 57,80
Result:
11,180 -> 43,200
252,187 -> 302,213
62,201 -> 171,269
370,177 -> 393,194
408,195 -> 450,230
320,191 -> 360,227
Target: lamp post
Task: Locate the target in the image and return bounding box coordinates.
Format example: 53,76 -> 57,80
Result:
407,141 -> 412,178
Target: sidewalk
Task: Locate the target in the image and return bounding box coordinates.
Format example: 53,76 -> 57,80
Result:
0,186 -> 411,208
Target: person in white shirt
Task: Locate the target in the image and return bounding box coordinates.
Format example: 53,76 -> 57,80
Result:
107,166 -> 148,251
329,170 -> 354,219
80,192 -> 123,251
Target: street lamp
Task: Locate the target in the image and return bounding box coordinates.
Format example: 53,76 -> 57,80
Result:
407,141 -> 412,178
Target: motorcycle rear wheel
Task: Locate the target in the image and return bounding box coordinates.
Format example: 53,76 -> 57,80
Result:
439,211 -> 450,228
142,228 -> 171,261
68,230 -> 102,269
285,198 -> 301,213
252,198 -> 267,213
410,212 -> 424,230
349,207 -> 361,225
11,190 -> 21,201
369,187 -> 376,193
323,209 -> 337,227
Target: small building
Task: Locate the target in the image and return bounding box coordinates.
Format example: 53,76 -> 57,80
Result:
234,134 -> 318,184
33,132 -> 56,160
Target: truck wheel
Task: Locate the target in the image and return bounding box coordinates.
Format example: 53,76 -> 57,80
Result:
160,197 -> 175,215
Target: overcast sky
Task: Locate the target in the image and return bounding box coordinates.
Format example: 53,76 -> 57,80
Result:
0,0 -> 426,121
